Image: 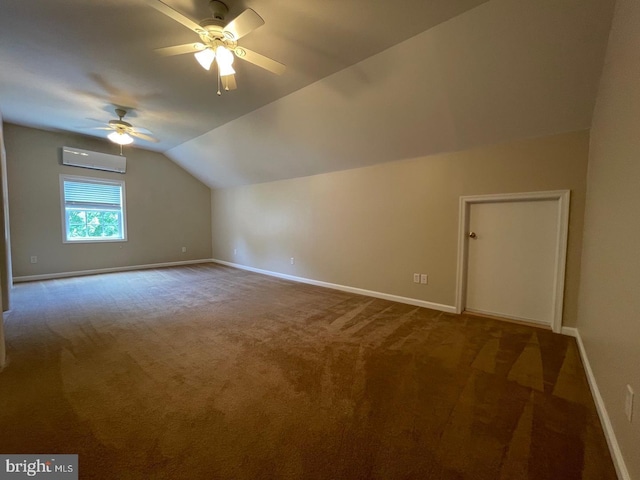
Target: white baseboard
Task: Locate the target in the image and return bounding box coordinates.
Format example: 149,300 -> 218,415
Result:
13,259 -> 214,283
564,327 -> 630,480
212,259 -> 457,314
561,326 -> 578,337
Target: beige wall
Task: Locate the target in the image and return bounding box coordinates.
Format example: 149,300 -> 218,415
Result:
212,130 -> 589,327
5,124 -> 212,278
0,115 -> 11,310
0,112 -> 6,368
578,0 -> 640,477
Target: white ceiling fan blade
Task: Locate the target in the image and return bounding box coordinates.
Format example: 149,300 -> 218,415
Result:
223,9 -> 264,40
77,126 -> 113,131
155,42 -> 205,56
144,0 -> 204,34
234,47 -> 285,75
130,131 -> 159,143
221,74 -> 237,91
131,126 -> 154,135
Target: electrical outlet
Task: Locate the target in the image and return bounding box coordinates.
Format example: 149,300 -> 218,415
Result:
420,274 -> 428,285
290,257 -> 295,265
233,248 -> 237,256
30,256 -> 37,264
181,247 -> 187,253
625,385 -> 634,422
413,273 -> 420,283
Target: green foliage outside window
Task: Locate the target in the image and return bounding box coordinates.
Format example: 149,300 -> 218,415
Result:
67,209 -> 121,239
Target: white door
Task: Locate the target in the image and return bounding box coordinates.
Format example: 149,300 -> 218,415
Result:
465,199 -> 560,325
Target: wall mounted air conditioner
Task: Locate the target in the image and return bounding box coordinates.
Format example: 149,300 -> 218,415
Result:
61,146 -> 126,173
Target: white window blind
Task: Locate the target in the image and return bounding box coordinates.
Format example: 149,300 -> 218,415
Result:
63,180 -> 122,210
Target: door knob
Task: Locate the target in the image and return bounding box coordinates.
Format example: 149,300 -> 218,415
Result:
468,232 -> 477,239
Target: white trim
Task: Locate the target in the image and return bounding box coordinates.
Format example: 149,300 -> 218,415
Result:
455,190 -> 570,333
59,173 -> 128,244
212,259 -> 457,313
465,307 -> 550,327
13,259 -> 213,283
560,326 -> 578,337
568,328 -> 630,480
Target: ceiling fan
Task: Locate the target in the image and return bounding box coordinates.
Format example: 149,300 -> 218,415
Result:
145,0 -> 285,95
85,108 -> 158,146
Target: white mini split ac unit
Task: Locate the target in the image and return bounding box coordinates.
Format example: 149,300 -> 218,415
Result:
61,146 -> 126,173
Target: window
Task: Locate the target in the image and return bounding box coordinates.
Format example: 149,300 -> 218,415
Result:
60,174 -> 127,243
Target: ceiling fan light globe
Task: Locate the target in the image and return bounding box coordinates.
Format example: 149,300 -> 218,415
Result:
194,48 -> 215,70
219,64 -> 236,77
215,45 -> 234,67
108,131 -> 134,145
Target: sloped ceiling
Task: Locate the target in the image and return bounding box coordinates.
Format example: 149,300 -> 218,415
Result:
0,0 -> 486,152
168,0 -> 616,188
0,0 -> 616,189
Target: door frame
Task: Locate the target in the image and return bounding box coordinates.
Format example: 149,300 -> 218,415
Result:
455,190 -> 570,333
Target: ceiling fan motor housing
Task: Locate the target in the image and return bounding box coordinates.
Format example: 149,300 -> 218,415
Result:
198,21 -> 237,47
108,108 -> 132,133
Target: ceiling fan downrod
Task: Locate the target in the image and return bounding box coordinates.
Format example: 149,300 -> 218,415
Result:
209,0 -> 228,22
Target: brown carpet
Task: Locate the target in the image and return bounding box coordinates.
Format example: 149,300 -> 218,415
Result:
0,264 -> 616,479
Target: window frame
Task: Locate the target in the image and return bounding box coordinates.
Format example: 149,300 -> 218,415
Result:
59,173 -> 128,244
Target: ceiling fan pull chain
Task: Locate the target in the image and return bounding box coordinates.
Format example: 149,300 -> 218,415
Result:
217,64 -> 222,96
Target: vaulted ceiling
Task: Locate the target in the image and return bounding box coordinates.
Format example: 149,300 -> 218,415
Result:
0,0 -> 616,188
